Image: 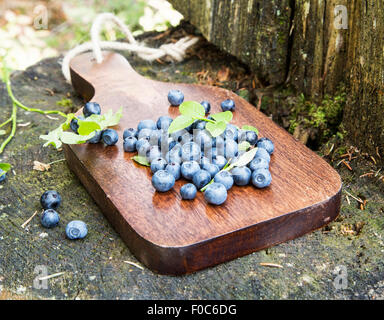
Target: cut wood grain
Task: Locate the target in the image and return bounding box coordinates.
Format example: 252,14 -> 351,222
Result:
64,51 -> 342,275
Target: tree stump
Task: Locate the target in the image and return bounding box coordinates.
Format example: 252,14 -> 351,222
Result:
169,0 -> 384,159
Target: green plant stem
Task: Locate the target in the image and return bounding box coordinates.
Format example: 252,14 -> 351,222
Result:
200,158 -> 233,192
4,77 -> 67,118
197,117 -> 216,124
0,117 -> 12,128
0,102 -> 17,154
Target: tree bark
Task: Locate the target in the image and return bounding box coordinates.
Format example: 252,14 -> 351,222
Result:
169,0 -> 384,158
343,1 -> 384,157
170,0 -> 292,86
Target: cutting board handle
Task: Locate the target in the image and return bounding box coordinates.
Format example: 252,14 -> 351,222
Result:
69,51 -> 142,102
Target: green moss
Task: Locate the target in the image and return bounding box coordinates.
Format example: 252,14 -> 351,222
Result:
56,98 -> 73,108
288,84 -> 346,146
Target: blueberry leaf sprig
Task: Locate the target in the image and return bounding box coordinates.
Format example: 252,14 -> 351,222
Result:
200,147 -> 258,191
40,107 -> 123,149
132,155 -> 150,166
168,101 -> 233,137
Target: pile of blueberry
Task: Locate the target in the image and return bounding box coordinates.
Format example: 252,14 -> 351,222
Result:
122,89 -> 274,205
40,190 -> 88,239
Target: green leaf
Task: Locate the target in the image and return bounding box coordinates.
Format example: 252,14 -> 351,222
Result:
230,147 -> 258,169
206,121 -> 226,137
211,111 -> 233,123
179,101 -> 205,119
77,120 -> 101,135
0,163 -> 11,172
60,131 -> 95,145
238,141 -> 251,151
85,107 -> 123,129
40,126 -> 64,149
168,115 -> 194,134
132,155 -> 150,166
242,125 -> 259,135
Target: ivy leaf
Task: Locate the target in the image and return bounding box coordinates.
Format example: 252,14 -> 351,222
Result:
132,155 -> 150,166
179,101 -> 205,119
242,125 -> 259,135
206,121 -> 226,137
77,120 -> 101,136
238,141 -> 251,151
168,115 -> 194,134
229,147 -> 258,169
211,111 -> 233,124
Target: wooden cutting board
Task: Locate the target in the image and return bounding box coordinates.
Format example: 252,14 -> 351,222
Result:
64,51 -> 342,275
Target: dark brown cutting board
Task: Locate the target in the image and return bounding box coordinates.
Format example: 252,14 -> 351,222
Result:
64,51 -> 342,275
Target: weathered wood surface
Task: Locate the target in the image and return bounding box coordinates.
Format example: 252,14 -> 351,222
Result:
66,51 -> 341,275
170,0 -> 384,161
0,29 -> 383,299
170,0 -> 292,86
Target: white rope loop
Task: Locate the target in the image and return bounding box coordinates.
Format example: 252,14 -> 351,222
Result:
61,12 -> 199,83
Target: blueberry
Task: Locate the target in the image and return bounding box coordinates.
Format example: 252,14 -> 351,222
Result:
40,190 -> 61,210
180,183 -> 197,200
0,169 -> 6,182
83,102 -> 101,118
201,162 -> 220,178
87,130 -> 102,144
138,119 -> 157,131
70,115 -> 85,133
249,157 -> 269,171
252,168 -> 272,188
200,101 -> 211,113
152,170 -> 175,192
181,142 -> 201,162
123,128 -> 138,139
245,131 -> 258,145
257,137 -> 274,154
192,169 -> 211,189
156,116 -> 173,130
181,161 -> 200,180
224,124 -> 238,141
166,144 -> 183,163
146,145 -> 162,163
123,136 -> 137,152
224,139 -> 238,159
237,129 -> 247,143
192,120 -> 207,131
41,209 -> 60,228
165,162 -> 181,180
150,157 -> 167,173
212,155 -> 227,170
137,128 -> 153,141
66,220 -> 88,240
102,129 -> 118,146
221,99 -> 235,112
194,130 -> 213,151
204,183 -> 227,205
136,138 -> 151,156
255,147 -> 271,163
231,166 -> 252,186
168,89 -> 184,106
214,171 -> 234,190
171,129 -> 191,144
159,134 -> 176,152
199,156 -> 211,167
